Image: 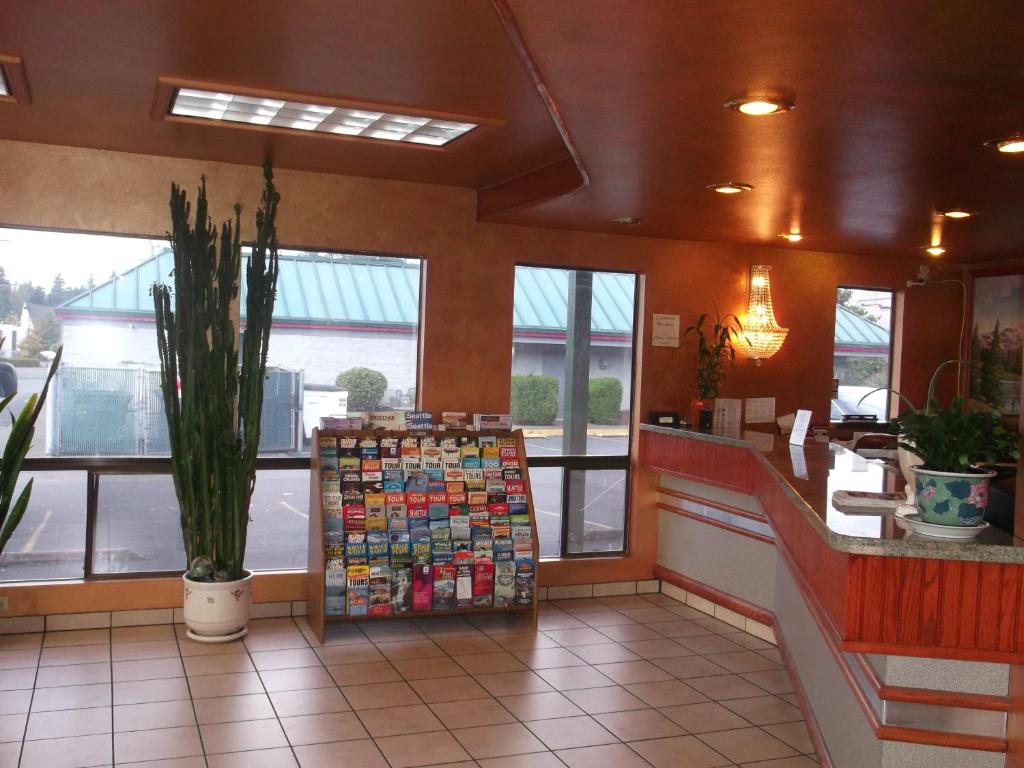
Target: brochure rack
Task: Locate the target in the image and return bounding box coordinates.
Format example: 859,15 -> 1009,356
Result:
307,427 -> 540,643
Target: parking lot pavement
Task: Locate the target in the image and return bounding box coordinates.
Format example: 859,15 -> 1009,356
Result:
0,432 -> 630,581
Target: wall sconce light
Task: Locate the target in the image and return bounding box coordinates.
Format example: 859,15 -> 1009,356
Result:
742,265 -> 788,365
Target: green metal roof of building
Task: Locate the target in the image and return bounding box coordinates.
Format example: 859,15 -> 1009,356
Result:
59,250 -> 422,328
835,304 -> 889,351
58,252 -> 885,347
59,255 -> 639,336
513,268 -> 636,336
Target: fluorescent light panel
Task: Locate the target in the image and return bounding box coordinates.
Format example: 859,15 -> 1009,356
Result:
170,88 -> 477,146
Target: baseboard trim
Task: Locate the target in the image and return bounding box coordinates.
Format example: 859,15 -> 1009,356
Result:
658,561 -> 1009,755
654,564 -> 774,626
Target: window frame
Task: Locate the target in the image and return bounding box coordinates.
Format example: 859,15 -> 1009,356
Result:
0,225 -> 426,581
12,455 -> 307,582
513,262 -> 641,560
831,284 -> 896,424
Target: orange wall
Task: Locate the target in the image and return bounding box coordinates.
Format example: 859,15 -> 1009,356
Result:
0,139 -> 962,597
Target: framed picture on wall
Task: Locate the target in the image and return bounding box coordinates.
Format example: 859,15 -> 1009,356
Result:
969,270 -> 1024,416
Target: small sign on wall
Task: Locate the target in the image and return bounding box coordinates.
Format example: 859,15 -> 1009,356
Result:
651,314 -> 680,347
744,397 -> 776,424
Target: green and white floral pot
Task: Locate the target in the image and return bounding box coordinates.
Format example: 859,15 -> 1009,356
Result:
912,467 -> 996,527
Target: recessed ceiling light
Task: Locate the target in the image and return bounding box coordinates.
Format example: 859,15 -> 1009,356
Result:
925,246 -> 946,257
611,217 -> 641,225
985,135 -> 1024,154
778,233 -> 803,242
723,96 -> 795,116
167,86 -> 478,147
937,209 -> 974,219
707,182 -> 753,194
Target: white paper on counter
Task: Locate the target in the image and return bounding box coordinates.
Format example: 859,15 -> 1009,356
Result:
789,410 -> 813,446
789,445 -> 809,480
744,397 -> 776,424
712,398 -> 742,439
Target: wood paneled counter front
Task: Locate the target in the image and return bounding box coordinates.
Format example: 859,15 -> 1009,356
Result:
641,424 -> 1024,663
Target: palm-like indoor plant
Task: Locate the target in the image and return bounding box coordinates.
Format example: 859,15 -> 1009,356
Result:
870,360 -> 1019,527
0,340 -> 61,557
153,163 -> 281,641
683,312 -> 742,433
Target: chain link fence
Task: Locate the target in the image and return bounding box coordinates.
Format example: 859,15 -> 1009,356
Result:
50,365 -> 302,456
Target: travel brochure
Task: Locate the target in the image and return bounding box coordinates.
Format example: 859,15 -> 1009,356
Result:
320,425 -> 535,617
319,410 -> 508,433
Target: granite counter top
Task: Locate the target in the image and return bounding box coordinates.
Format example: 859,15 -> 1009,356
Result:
640,423 -> 1024,563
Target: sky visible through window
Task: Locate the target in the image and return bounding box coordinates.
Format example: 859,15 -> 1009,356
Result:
0,227 -> 165,288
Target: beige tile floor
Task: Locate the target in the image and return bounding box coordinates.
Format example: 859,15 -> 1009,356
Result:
0,592 -> 818,768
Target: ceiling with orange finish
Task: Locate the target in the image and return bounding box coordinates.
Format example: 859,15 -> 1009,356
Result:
1,1 -> 1024,262
493,0 -> 1024,262
0,0 -> 567,189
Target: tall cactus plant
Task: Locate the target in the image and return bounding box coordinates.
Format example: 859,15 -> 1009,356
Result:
153,163 -> 280,583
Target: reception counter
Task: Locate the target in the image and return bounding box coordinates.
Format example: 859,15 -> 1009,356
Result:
641,424 -> 1021,768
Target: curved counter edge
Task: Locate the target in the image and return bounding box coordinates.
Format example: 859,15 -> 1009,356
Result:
640,424 -> 1024,563
641,423 -> 1024,663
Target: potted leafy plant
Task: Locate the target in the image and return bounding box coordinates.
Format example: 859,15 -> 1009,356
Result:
683,312 -> 742,433
153,163 -> 280,641
0,340 -> 61,556
867,360 -> 1019,526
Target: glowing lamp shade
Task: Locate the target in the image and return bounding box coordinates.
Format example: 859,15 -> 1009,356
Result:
743,265 -> 788,365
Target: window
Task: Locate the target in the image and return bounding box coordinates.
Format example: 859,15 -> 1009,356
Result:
0,471 -> 87,582
268,249 -> 422,451
832,287 -> 894,421
511,266 -> 638,558
0,227 -> 422,580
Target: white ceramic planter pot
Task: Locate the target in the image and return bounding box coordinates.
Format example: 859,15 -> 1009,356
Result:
182,570 -> 252,643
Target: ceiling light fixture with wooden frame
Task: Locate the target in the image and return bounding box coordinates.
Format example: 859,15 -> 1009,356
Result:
152,77 -> 503,151
0,54 -> 31,105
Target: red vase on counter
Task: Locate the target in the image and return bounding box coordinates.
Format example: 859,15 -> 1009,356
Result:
691,399 -> 714,434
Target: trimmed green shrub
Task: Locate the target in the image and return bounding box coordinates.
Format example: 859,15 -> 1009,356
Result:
511,374 -> 559,425
336,367 -> 388,411
588,378 -> 623,424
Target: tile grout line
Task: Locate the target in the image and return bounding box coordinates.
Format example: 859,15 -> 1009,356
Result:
540,593 -> 767,766
404,616 -> 573,768
385,616 -> 584,766
314,593 -> 793,766
535,601 -> 656,767
353,619 -> 464,768
298,615 -> 433,768
248,617 -> 314,767
15,588 -> 801,767
107,627 -> 114,768
433,618 -> 573,768
170,625 -> 211,768
322,613 -> 570,767
16,629 -> 47,768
